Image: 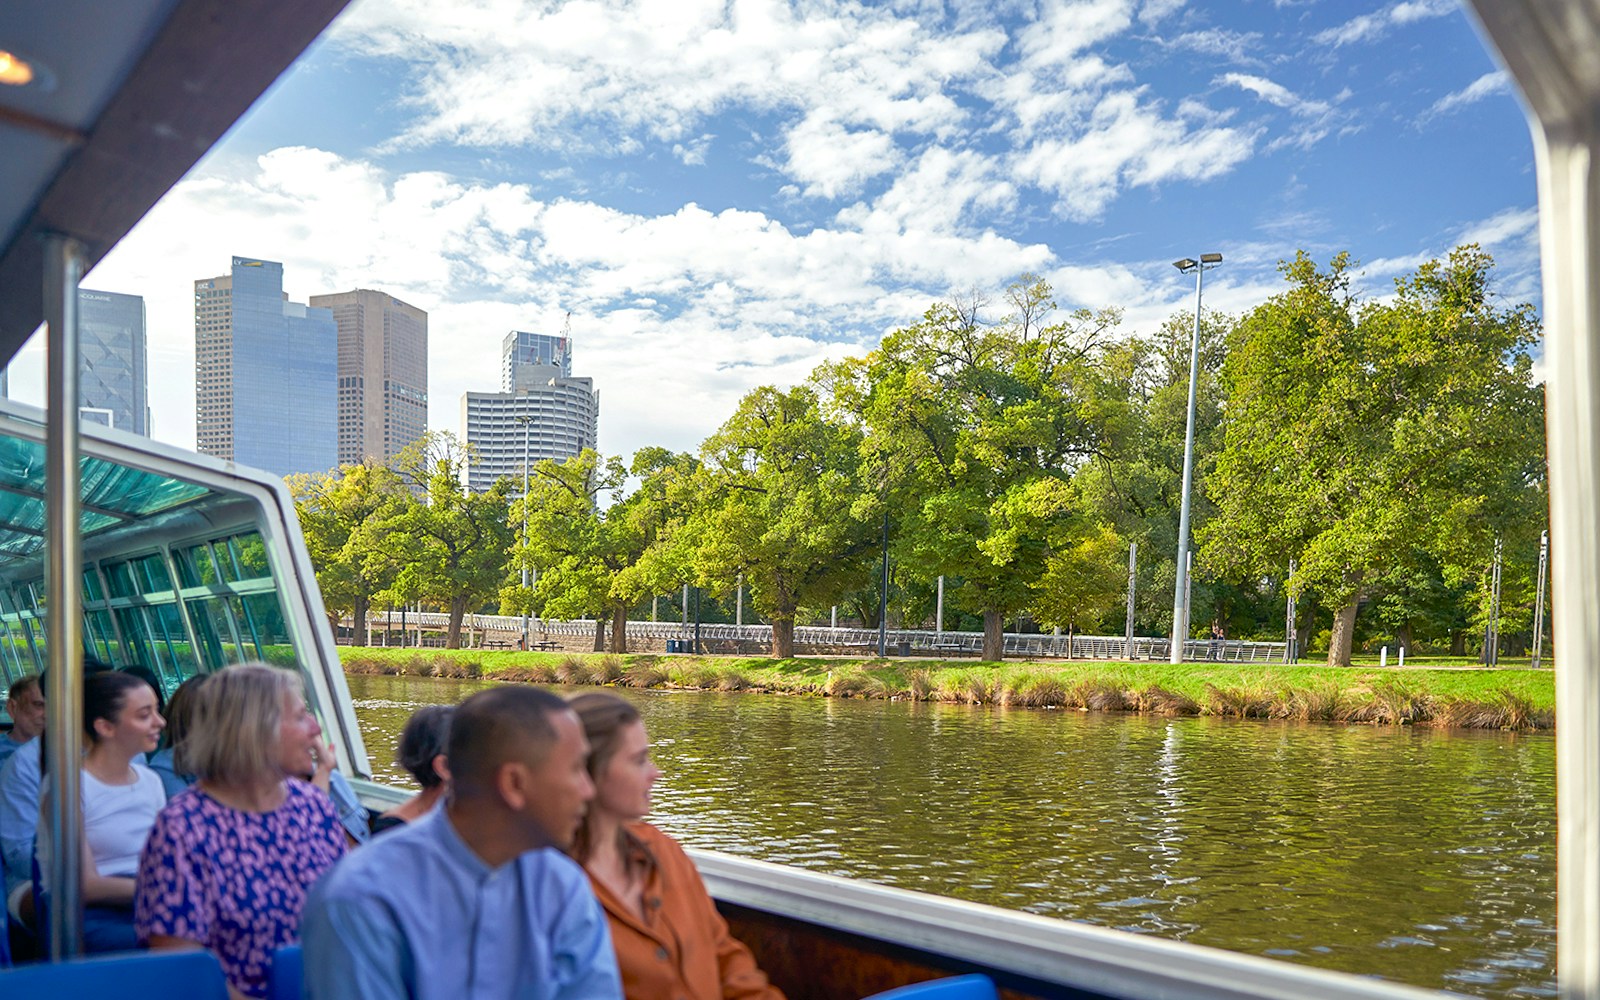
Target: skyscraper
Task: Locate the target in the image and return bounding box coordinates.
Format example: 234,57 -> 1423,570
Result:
74,289 -> 151,435
308,289 -> 428,466
463,332 -> 598,494
502,330 -> 572,388
195,257 -> 337,478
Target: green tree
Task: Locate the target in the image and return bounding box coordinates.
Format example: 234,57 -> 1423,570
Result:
841,276 -> 1127,660
1077,308 -> 1234,638
369,433 -> 514,648
692,382 -> 877,658
1201,247 -> 1544,666
287,462 -> 408,645
512,448 -> 697,653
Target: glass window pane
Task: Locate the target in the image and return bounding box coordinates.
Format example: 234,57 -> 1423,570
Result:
215,542 -> 240,584
149,603 -> 197,682
190,597 -> 247,669
240,593 -> 297,668
81,568 -> 104,603
115,608 -> 157,673
231,533 -> 271,580
138,554 -> 173,594
106,562 -> 138,599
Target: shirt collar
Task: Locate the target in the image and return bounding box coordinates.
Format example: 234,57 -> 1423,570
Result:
424,806 -> 498,880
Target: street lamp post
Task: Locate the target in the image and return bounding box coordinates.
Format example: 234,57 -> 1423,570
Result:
517,414 -> 532,651
1170,252 -> 1223,664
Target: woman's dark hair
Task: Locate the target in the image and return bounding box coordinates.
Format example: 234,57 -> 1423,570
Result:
397,705 -> 453,788
566,692 -> 643,862
84,671 -> 155,744
121,666 -> 165,717
160,673 -> 211,753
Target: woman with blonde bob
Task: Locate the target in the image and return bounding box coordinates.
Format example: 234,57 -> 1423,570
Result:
567,692 -> 784,1000
134,664 -> 346,999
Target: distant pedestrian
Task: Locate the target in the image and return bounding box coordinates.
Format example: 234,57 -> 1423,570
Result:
1208,623 -> 1224,661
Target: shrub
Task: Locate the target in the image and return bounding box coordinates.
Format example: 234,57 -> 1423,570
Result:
907,669 -> 935,702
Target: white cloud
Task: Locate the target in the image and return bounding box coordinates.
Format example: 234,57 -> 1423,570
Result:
1163,29 -> 1263,65
1424,71 -> 1511,119
334,0 -> 1001,155
781,114 -> 902,199
1013,91 -> 1256,220
1312,0 -> 1456,48
1219,73 -> 1331,117
67,146 -> 1068,457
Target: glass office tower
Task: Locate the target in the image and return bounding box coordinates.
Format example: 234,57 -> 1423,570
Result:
77,288 -> 150,435
195,257 -> 337,477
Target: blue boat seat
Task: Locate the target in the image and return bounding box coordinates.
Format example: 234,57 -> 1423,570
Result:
270,943 -> 303,1000
0,948 -> 228,995
862,974 -> 999,1000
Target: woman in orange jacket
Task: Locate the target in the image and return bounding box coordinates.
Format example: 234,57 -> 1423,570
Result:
567,692 -> 785,1000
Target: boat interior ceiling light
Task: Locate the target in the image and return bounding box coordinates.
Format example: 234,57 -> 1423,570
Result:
0,50 -> 35,87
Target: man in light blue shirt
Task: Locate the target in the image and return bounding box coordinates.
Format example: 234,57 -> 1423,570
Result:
0,675 -> 45,769
302,686 -> 620,1000
0,737 -> 40,897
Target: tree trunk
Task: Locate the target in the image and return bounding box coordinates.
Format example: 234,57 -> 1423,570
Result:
772,618 -> 795,659
446,596 -> 466,649
593,618 -> 606,652
1450,629 -> 1467,656
611,606 -> 627,654
1327,598 -> 1359,667
1397,621 -> 1413,653
982,609 -> 1005,661
353,593 -> 370,647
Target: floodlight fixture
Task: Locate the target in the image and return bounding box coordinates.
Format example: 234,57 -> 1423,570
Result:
1200,252 -> 1224,264
1173,258 -> 1197,271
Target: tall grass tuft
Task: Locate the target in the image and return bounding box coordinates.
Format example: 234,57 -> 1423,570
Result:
1203,684 -> 1271,719
1006,676 -> 1067,708
556,655 -> 595,686
825,670 -> 871,698
907,669 -> 935,702
595,655 -> 625,684
1435,689 -> 1547,730
1137,684 -> 1199,716
1066,678 -> 1126,712
1277,683 -> 1344,722
620,663 -> 668,688
716,670 -> 753,692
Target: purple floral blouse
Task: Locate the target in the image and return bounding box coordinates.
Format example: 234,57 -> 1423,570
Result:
134,779 -> 347,998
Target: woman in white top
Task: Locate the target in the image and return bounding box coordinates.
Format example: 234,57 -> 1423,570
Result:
42,670 -> 167,952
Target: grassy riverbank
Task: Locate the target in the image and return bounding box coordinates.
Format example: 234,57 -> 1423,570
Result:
339,648 -> 1555,731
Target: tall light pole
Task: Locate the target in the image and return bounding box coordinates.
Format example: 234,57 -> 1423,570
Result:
1170,252 -> 1223,663
517,414 -> 533,651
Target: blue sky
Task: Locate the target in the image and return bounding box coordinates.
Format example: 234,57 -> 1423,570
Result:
16,0 -> 1538,460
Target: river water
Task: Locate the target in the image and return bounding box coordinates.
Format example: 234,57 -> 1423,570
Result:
346,673 -> 1556,999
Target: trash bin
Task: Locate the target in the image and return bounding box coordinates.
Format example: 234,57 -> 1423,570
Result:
897,640 -> 913,657
666,639 -> 679,653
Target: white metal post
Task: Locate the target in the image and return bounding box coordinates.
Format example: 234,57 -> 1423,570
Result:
1463,4 -> 1600,992
935,575 -> 944,642
1533,529 -> 1549,670
1125,542 -> 1137,660
44,233 -> 86,959
1171,255 -> 1219,662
